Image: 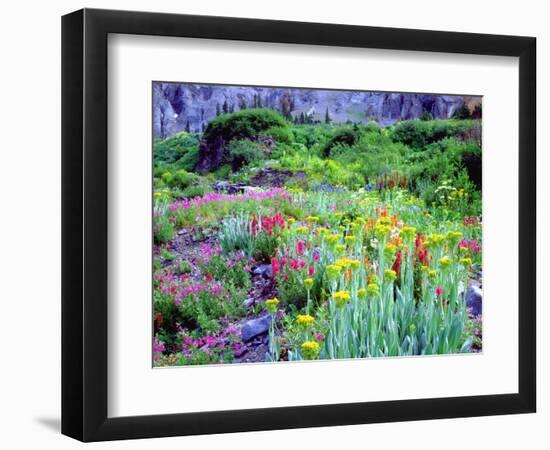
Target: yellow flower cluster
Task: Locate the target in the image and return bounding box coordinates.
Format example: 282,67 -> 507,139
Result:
335,244 -> 346,255
400,225 -> 417,242
265,298 -> 279,313
344,235 -> 356,245
296,226 -> 308,234
427,234 -> 445,249
301,341 -> 321,360
460,257 -> 472,266
366,283 -> 380,297
326,234 -> 342,246
384,243 -> 397,259
287,217 -> 295,225
304,278 -> 314,289
439,256 -> 452,268
446,231 -> 462,246
374,224 -> 391,240
296,314 -> 315,329
325,264 -> 342,280
357,287 -> 367,299
306,216 -> 320,223
384,269 -> 397,282
333,290 -> 351,307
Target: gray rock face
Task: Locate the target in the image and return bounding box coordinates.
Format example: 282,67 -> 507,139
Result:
241,315 -> 272,342
153,82 -> 479,138
466,285 -> 482,316
253,264 -> 273,279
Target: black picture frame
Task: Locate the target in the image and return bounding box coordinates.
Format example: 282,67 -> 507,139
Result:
62,8 -> 536,442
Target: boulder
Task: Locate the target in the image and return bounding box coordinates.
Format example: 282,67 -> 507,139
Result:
466,285 -> 482,316
241,315 -> 272,342
253,264 -> 272,279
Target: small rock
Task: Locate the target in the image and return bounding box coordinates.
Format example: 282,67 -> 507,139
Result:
253,264 -> 272,279
466,285 -> 482,316
243,297 -> 256,308
241,315 -> 272,342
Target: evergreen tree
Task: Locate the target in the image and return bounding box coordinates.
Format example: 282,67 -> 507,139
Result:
222,99 -> 229,114
452,102 -> 472,120
185,120 -> 191,133
324,107 -> 331,124
216,103 -> 221,116
419,111 -> 433,121
239,97 -> 247,110
472,102 -> 482,119
201,122 -> 206,132
257,95 -> 262,108
280,96 -> 292,120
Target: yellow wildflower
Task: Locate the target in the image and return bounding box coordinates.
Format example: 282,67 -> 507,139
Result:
325,264 -> 342,281
384,243 -> 397,260
265,298 -> 279,314
384,269 -> 397,282
296,226 -> 308,234
446,231 -> 462,247
296,314 -> 315,329
366,283 -> 380,297
439,256 -> 452,268
306,216 -> 320,223
301,341 -> 320,360
344,235 -> 356,245
333,290 -> 351,307
357,288 -> 367,299
460,257 -> 472,266
426,234 -> 445,249
400,225 -> 417,242
374,224 -> 391,240
335,244 -> 346,255
304,278 -> 314,289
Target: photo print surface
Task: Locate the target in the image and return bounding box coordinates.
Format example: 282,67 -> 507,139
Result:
152,82 -> 482,367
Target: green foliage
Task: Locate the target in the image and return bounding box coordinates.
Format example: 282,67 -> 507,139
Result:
321,126 -> 362,157
160,248 -> 175,261
161,169 -> 198,189
154,131 -> 200,170
227,139 -> 264,170
261,126 -> 294,144
203,108 -> 289,145
218,215 -> 256,257
199,254 -> 252,291
452,103 -> 472,119
389,119 -> 479,149
153,214 -> 175,243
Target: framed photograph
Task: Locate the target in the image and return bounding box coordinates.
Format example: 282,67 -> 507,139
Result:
62,8 -> 536,442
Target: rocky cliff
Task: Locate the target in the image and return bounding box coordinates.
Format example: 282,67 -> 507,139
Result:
153,82 -> 480,138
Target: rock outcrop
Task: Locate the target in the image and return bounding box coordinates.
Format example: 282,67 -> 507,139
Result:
153,82 -> 481,138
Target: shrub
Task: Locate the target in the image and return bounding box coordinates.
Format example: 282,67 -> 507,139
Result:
153,214 -> 175,243
218,215 -> 256,257
321,126 -> 362,157
161,169 -> 198,189
203,108 -> 289,145
389,119 -> 479,149
227,139 -> 264,170
154,131 -> 201,167
261,126 -> 294,144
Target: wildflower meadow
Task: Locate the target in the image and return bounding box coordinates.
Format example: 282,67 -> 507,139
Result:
152,83 -> 482,366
